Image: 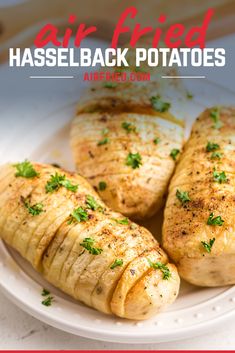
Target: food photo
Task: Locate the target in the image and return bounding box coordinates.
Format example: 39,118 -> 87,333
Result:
0,0 -> 235,351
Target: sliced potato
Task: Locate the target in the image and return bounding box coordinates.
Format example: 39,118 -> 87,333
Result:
71,112 -> 183,220
0,162 -> 180,319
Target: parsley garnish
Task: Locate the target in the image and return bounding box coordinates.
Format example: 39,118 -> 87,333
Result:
68,207 -> 88,224
22,197 -> 44,216
41,296 -> 54,307
211,152 -> 223,160
98,181 -> 107,191
97,137 -> 109,146
176,190 -> 191,205
153,137 -> 160,145
45,173 -> 78,193
110,259 -> 123,270
207,213 -> 224,226
150,96 -> 171,112
14,160 -> 39,178
122,122 -> 136,134
210,108 -> 223,129
86,195 -> 103,211
98,128 -> 109,146
126,152 -> 142,169
206,142 -> 220,152
170,149 -> 180,161
61,179 -> 78,192
186,91 -> 194,99
201,238 -> 215,253
102,128 -> 109,135
112,218 -> 129,225
41,289 -> 50,296
104,82 -> 117,89
80,238 -> 103,255
213,168 -> 228,184
148,259 -> 171,280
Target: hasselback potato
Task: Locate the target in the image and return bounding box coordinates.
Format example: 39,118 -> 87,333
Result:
70,41 -> 186,220
163,106 -> 235,287
0,161 -> 179,319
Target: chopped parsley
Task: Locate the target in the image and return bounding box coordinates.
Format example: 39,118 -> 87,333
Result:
122,122 -> 136,134
176,190 -> 191,205
206,142 -> 220,152
102,128 -> 109,135
98,127 -> 109,146
186,91 -> 194,99
201,238 -> 215,253
153,137 -> 160,145
41,296 -> 54,307
207,213 -> 224,226
148,259 -> 171,280
80,237 -> 103,255
41,288 -> 53,306
211,152 -> 223,160
112,218 -> 129,225
41,288 -> 50,296
110,259 -> 123,270
210,108 -> 223,129
104,82 -> 117,89
97,137 -> 109,146
86,195 -> 103,212
68,207 -> 88,224
98,181 -> 107,191
45,173 -> 78,193
213,168 -> 228,184
150,96 -> 171,113
126,152 -> 142,169
14,160 -> 39,178
170,149 -> 180,161
22,197 -> 44,216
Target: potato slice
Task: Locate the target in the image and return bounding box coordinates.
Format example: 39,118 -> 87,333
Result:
0,165 -> 44,244
12,167 -> 67,260
111,248 -> 167,317
4,167 -> 54,248
27,196 -> 77,268
91,225 -> 157,313
60,219 -> 111,293
123,263 -> 179,320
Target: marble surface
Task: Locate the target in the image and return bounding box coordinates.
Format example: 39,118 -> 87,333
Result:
0,23 -> 235,351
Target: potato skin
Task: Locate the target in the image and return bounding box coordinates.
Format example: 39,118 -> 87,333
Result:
0,162 -> 179,319
163,107 -> 235,287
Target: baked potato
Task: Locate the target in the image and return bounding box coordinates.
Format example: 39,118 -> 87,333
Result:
163,106 -> 235,287
0,161 -> 180,319
70,41 -> 186,220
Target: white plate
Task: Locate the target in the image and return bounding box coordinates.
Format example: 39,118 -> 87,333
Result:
1,40 -> 235,343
